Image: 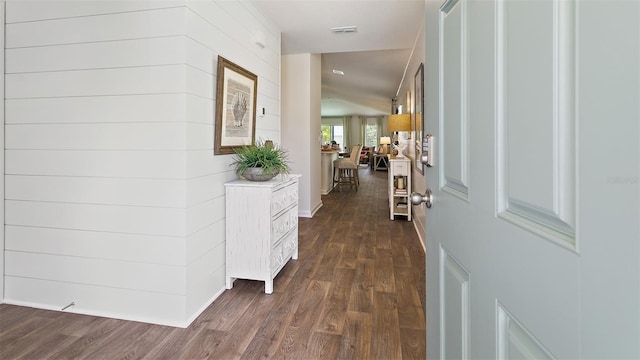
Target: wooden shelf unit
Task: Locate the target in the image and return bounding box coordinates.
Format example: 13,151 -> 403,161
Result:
388,157 -> 412,221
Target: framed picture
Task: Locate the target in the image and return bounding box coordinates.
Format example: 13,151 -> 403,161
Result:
413,63 -> 424,175
214,56 -> 258,155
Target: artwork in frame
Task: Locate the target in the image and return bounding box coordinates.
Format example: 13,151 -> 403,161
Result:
413,63 -> 424,175
214,56 -> 258,155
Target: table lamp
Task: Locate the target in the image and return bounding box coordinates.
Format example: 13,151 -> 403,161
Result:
380,136 -> 391,155
387,113 -> 411,157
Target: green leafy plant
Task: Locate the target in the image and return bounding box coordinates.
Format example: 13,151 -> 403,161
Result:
231,139 -> 290,178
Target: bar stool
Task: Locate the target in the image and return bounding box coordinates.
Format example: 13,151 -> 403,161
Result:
333,145 -> 362,191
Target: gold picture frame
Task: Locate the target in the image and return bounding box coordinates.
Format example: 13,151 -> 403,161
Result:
214,56 -> 258,155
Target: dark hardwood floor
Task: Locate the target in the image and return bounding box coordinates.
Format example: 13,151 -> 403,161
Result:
0,166 -> 426,359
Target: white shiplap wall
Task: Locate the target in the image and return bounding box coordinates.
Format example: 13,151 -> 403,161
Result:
183,0 -> 281,319
0,3 -> 5,303
4,0 -> 281,327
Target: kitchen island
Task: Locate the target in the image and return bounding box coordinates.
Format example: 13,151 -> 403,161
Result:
320,150 -> 339,195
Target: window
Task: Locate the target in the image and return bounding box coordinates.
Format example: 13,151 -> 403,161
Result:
321,124 -> 344,147
364,123 -> 378,148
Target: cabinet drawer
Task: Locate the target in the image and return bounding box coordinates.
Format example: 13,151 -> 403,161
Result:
282,229 -> 298,259
271,182 -> 298,216
271,206 -> 298,242
272,228 -> 296,277
271,243 -> 284,276
394,162 -> 409,175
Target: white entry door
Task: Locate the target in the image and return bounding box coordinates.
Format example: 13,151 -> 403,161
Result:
422,0 -> 639,358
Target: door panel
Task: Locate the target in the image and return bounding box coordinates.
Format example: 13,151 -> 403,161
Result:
496,0 -> 577,248
441,247 -> 469,359
424,0 -> 639,358
440,0 -> 469,200
503,0 -> 555,209
497,303 -> 555,360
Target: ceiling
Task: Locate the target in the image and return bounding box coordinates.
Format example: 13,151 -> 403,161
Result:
253,0 -> 425,117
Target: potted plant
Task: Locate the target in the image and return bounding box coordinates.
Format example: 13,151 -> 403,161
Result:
231,139 -> 290,181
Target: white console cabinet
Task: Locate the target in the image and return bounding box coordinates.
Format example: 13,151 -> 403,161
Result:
388,157 -> 411,221
224,174 -> 301,294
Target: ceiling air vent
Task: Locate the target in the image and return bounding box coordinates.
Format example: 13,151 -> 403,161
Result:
330,26 -> 357,34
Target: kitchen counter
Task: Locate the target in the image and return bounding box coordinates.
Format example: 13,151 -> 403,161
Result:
320,150 -> 339,194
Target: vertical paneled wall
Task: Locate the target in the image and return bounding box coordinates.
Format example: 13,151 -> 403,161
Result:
3,1 -> 280,327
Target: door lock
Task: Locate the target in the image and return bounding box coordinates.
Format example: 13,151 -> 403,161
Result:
410,188 -> 433,208
421,134 -> 434,167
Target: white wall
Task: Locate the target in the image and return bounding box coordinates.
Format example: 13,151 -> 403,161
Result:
183,0 -> 280,323
350,115 -> 361,147
281,53 -> 322,217
3,0 -> 280,327
308,54 -> 322,216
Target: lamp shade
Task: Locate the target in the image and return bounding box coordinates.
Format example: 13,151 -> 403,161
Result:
380,136 -> 391,145
388,114 -> 411,132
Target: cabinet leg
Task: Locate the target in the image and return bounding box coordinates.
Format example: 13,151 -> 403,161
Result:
293,247 -> 299,260
226,277 -> 234,290
265,280 -> 273,294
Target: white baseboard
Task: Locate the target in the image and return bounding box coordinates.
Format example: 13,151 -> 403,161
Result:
4,287 -> 225,329
299,201 -> 323,218
310,201 -> 323,217
183,287 -> 226,327
3,298 -> 191,328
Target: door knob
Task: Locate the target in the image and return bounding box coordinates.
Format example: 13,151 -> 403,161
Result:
410,188 -> 433,208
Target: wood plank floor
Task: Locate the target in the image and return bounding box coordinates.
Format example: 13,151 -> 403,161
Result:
0,167 -> 426,359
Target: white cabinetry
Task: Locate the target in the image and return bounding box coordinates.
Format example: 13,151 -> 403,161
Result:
224,174 -> 301,294
388,157 -> 411,221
